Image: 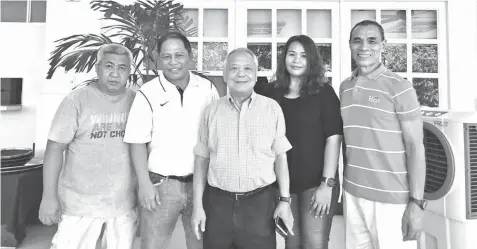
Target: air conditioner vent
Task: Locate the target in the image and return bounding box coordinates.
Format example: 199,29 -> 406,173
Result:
423,123 -> 455,200
465,124 -> 477,219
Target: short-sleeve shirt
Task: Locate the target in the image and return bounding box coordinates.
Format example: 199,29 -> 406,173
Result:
123,72 -> 219,176
339,64 -> 421,204
48,83 -> 136,218
265,83 -> 343,194
193,91 -> 292,192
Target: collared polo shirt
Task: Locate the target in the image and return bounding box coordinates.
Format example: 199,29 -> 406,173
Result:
194,91 -> 292,192
124,72 -> 219,176
340,64 -> 421,204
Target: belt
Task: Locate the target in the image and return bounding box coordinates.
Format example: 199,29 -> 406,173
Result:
150,172 -> 193,183
209,184 -> 274,200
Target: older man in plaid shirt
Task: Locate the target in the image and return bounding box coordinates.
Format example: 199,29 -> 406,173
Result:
191,47 -> 295,249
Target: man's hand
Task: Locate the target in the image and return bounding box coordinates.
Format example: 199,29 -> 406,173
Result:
310,185 -> 332,218
273,201 -> 294,236
38,196 -> 61,226
402,202 -> 424,241
191,205 -> 207,240
138,182 -> 161,211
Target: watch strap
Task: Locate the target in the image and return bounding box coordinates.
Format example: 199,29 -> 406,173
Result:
279,196 -> 291,203
409,197 -> 427,210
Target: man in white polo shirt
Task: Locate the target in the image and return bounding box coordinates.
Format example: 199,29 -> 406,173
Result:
123,32 -> 219,249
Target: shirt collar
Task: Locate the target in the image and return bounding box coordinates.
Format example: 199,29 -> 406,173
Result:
159,71 -> 200,91
227,91 -> 257,110
351,63 -> 387,80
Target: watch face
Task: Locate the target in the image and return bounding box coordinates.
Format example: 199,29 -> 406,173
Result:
327,178 -> 336,187
422,201 -> 428,209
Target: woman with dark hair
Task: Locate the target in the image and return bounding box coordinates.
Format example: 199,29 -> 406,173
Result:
264,35 -> 343,249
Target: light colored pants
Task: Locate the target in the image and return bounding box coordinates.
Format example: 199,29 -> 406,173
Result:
344,191 -> 417,249
50,209 -> 137,249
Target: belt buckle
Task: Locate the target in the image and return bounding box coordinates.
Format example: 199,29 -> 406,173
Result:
235,192 -> 245,200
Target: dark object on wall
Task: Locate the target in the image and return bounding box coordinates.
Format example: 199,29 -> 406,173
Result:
1,78 -> 22,111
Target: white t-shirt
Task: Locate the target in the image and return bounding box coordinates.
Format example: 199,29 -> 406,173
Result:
48,83 -> 136,218
124,72 -> 219,176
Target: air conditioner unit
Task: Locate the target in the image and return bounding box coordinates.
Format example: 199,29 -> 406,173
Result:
420,109 -> 477,249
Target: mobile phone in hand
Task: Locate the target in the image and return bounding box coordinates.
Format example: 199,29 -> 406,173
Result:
275,217 -> 289,238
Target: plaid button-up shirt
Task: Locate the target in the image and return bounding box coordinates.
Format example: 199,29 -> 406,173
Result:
194,91 -> 292,192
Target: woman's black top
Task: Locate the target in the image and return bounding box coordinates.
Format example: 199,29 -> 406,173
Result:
264,82 -> 343,194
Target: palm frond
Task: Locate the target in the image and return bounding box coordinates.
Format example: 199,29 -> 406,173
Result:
47,34 -> 112,79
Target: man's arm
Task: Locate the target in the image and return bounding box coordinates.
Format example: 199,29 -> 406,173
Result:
191,104 -> 212,240
192,155 -> 210,239
129,143 -> 151,188
274,153 -> 290,198
401,118 -> 426,200
193,155 -> 210,209
38,140 -> 67,226
39,96 -> 78,226
123,89 -> 158,210
42,140 -> 67,200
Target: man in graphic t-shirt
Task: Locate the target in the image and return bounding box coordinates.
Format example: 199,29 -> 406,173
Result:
38,44 -> 137,249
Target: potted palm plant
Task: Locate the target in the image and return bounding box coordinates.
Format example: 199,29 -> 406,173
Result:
46,0 -> 198,87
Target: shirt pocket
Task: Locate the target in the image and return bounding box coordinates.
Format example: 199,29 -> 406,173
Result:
248,121 -> 276,152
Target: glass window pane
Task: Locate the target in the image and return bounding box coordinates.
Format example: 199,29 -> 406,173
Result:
248,9 -> 272,37
412,10 -> 437,39
277,9 -> 301,38
182,9 -> 198,37
413,78 -> 439,107
307,10 -> 332,38
383,44 -> 407,72
204,9 -> 228,37
412,44 -> 438,73
190,42 -> 198,70
351,10 -> 376,28
203,42 -> 228,71
382,10 -> 406,39
317,44 -> 332,72
247,43 -> 272,71
31,1 -> 47,23
1,1 -> 27,22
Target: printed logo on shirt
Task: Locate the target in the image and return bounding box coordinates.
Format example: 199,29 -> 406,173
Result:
160,101 -> 169,106
368,96 -> 381,104
89,113 -> 128,139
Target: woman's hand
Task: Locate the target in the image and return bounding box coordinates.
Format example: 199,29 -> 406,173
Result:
309,184 -> 333,218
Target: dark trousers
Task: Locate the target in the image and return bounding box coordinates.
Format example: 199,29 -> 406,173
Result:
203,184 -> 277,249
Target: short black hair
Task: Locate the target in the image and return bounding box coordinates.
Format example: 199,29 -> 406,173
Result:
349,20 -> 385,42
156,31 -> 192,56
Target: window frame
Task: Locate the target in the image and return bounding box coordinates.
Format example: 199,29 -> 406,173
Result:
340,1 -> 448,109
0,0 -> 47,23
235,1 -> 341,91
181,1 -> 236,76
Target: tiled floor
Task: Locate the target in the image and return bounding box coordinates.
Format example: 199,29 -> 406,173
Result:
16,216 -> 345,249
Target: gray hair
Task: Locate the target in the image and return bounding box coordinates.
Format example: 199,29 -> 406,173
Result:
96,43 -> 133,65
224,47 -> 259,70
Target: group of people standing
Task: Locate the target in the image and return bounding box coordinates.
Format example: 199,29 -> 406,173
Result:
38,19 -> 426,249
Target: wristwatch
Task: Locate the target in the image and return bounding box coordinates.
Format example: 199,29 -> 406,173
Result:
279,196 -> 292,203
409,197 -> 428,210
321,177 -> 336,188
